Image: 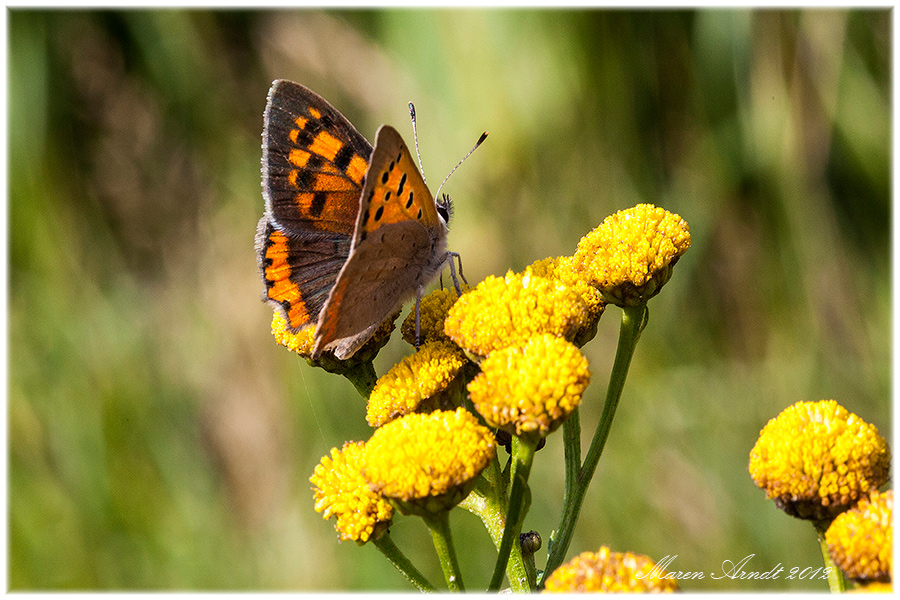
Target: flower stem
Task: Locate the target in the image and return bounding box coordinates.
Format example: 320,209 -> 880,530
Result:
423,511 -> 464,592
459,455 -> 530,592
489,436 -> 537,592
373,533 -> 437,592
562,408 -> 581,513
814,520 -> 848,593
541,304 -> 646,587
341,360 -> 378,398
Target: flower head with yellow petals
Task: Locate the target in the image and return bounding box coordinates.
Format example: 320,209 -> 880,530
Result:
363,408 -> 496,516
366,341 -> 469,428
573,203 -> 690,307
749,400 -> 891,521
310,442 -> 394,544
444,271 -> 591,360
827,490 -> 893,583
543,546 -> 680,593
525,256 -> 606,346
271,311 -> 397,370
401,286 -> 471,347
468,334 -> 590,441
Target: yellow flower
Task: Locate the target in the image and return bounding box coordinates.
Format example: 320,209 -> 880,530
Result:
525,256 -> 605,346
468,334 -> 590,441
827,490 -> 893,583
400,286 -> 470,347
444,271 -> 590,360
749,400 -> 891,521
363,408 -> 496,516
366,341 -> 469,428
573,204 -> 690,307
271,311 -> 316,354
543,546 -> 680,593
849,582 -> 893,593
271,310 -> 397,369
309,442 -> 393,544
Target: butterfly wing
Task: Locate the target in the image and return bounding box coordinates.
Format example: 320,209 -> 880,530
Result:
258,80 -> 373,331
255,216 -> 351,330
313,125 -> 449,359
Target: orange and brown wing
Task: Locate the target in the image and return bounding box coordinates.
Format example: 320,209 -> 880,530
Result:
255,216 -> 352,331
262,80 -> 372,236
353,125 -> 442,243
313,125 -> 449,359
258,80 -> 372,331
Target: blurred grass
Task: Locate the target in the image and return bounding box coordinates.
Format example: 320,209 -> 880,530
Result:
8,8 -> 890,591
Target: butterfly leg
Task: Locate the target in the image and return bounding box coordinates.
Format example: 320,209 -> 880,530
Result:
414,285 -> 424,351
447,251 -> 468,295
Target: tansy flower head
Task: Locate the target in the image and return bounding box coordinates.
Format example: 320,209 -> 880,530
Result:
525,256 -> 606,346
366,341 -> 469,428
401,286 -> 471,347
543,546 -> 680,593
309,442 -> 393,544
271,311 -> 397,370
444,271 -> 590,361
362,408 -> 496,516
573,204 -> 690,307
826,490 -> 893,583
849,582 -> 893,593
468,334 -> 590,442
749,400 -> 891,521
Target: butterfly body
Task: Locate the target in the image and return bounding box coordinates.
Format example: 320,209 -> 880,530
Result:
256,80 -> 451,359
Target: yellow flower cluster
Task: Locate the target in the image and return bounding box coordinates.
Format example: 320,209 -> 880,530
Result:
366,341 -> 468,428
826,490 -> 893,583
271,312 -> 315,355
849,582 -> 893,593
309,442 -> 394,544
543,546 -> 680,593
525,256 -> 606,322
401,286 -> 470,347
444,271 -> 590,360
468,334 -> 590,440
525,256 -> 606,346
749,400 -> 891,521
573,203 -> 690,307
271,311 -> 397,366
363,408 -> 496,515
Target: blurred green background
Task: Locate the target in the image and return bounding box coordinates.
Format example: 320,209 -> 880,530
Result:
9,8 -> 890,591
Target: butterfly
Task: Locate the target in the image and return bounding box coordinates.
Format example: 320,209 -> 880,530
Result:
256,80 -> 474,360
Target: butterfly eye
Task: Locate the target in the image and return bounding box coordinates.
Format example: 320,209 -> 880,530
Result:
436,193 -> 452,224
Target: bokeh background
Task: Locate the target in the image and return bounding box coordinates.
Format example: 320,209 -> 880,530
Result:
9,8 -> 890,591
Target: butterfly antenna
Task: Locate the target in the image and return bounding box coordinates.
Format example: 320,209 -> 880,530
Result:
434,131 -> 489,200
408,102 -> 428,186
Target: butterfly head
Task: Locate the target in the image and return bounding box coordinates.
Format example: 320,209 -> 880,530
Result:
437,193 -> 453,226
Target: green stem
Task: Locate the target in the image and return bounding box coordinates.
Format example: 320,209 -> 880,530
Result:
561,408 -> 582,518
814,520 -> 848,593
489,437 -> 537,592
373,533 -> 437,592
342,360 -> 378,398
541,304 -> 646,587
459,454 -> 531,592
423,511 -> 464,592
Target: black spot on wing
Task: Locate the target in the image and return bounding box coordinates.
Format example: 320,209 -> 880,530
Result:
310,192 -> 327,217
333,144 -> 355,171
294,168 -> 314,189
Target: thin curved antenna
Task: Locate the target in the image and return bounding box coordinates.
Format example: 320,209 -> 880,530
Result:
434,131 -> 489,200
408,102 -> 427,186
